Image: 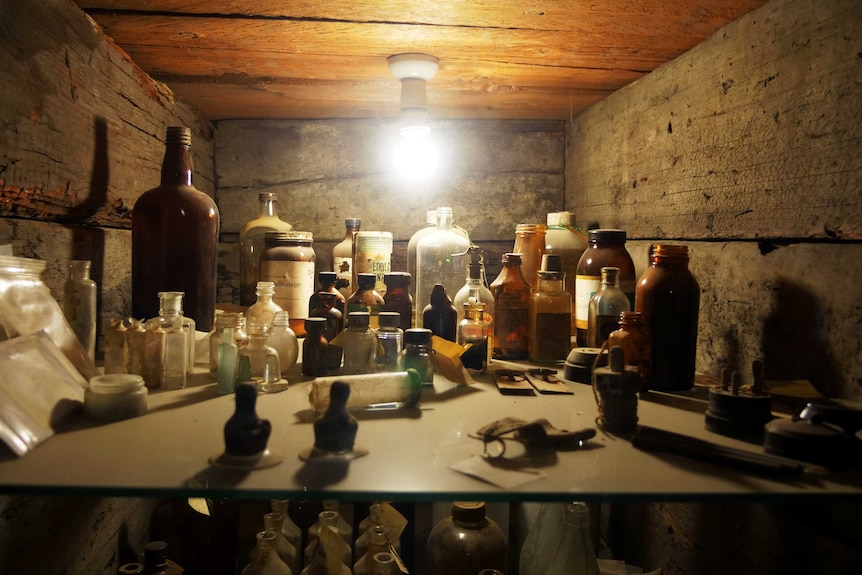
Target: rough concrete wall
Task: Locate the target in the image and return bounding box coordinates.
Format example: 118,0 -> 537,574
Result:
566,0 -> 862,572
214,119 -> 567,302
567,0 -> 862,398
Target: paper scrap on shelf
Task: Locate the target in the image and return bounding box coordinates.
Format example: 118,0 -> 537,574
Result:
449,454 -> 547,488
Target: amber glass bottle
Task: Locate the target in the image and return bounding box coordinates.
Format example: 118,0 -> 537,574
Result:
346,273 -> 385,328
635,244 -> 700,391
132,127 -> 220,332
608,311 -> 651,381
383,272 -> 413,331
309,271 -> 346,317
490,253 -> 531,360
529,254 -> 572,364
513,223 -> 547,290
574,229 -> 635,347
302,318 -> 329,377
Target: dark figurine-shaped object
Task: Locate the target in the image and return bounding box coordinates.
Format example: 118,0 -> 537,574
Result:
313,380 -> 358,454
224,383 -> 272,456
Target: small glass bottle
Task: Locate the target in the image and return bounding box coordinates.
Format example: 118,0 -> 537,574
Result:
458,300 -> 488,373
608,311 -> 652,379
383,272 -> 413,331
414,207 -> 471,327
163,318 -> 188,390
104,318 -> 128,375
402,328 -> 434,385
270,499 -> 303,572
545,503 -> 601,575
587,267 -> 631,348
216,327 -> 239,395
239,192 -> 293,306
242,530 -> 291,575
346,273 -> 385,328
341,311 -> 377,375
374,311 -> 403,372
635,244 -> 700,391
249,513 -> 298,572
63,259 -> 97,360
353,526 -> 393,575
209,312 -> 248,375
310,271 -> 346,317
238,323 -> 284,392
372,552 -> 397,575
529,254 -> 572,363
141,323 -> 166,389
132,126 -> 219,333
513,223 -> 547,290
125,318 -> 147,377
490,253 -> 531,360
333,217 -> 361,302
575,229 -> 636,346
426,502 -> 507,575
247,281 -> 284,329
452,246 -> 495,350
545,211 -> 588,332
422,283 -> 458,342
304,509 -> 352,570
269,311 -> 299,373
260,230 -> 316,337
302,318 -> 329,377
146,291 -> 195,375
310,293 -> 344,342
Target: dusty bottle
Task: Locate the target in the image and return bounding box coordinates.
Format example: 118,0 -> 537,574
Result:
635,244 -> 700,391
346,273 -> 385,328
423,283 -> 458,342
574,229 -> 636,346
353,526 -> 393,575
269,311 -> 299,373
545,211 -> 588,331
247,281 -> 284,329
238,323 -> 285,392
383,272 -> 413,331
608,311 -> 652,379
132,126 -> 219,332
310,271 -> 346,318
146,291 -> 195,375
209,312 -> 248,375
353,231 -> 393,296
302,318 -> 329,377
587,266 -> 631,347
355,502 -> 403,554
125,318 -> 147,377
141,322 -> 166,389
520,502 -> 599,575
406,210 -> 438,302
248,513 -> 298,573
341,312 -> 376,375
374,311 -> 403,372
104,318 -> 128,375
216,327 -> 239,395
458,300 -> 488,373
426,502 -> 507,575
414,207 -> 471,327
490,253 -> 531,360
529,254 -> 572,363
310,293 -> 343,342
513,223 -> 547,290
270,499 -> 303,572
242,530 -> 291,575
260,231 -> 316,337
333,217 -> 361,301
63,259 -> 97,360
304,508 -> 352,569
452,246 -> 495,359
402,328 -> 434,385
240,192 -> 293,306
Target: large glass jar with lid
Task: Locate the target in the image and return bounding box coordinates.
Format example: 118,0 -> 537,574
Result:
239,192 -> 292,306
426,502 -> 507,575
574,229 -> 636,346
260,231 -> 316,337
635,244 -> 700,391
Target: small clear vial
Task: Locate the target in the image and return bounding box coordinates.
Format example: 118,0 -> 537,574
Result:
341,312 -> 377,375
374,311 -> 403,372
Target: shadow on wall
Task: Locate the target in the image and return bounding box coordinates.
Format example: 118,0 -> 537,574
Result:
761,278 -> 844,398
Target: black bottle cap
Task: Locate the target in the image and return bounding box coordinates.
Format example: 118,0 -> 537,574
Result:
318,271 -> 337,284
404,328 -> 432,345
357,273 -> 377,288
378,311 -> 400,328
588,229 -> 627,243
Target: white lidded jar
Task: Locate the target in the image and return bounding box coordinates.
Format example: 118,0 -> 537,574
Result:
85,374 -> 148,421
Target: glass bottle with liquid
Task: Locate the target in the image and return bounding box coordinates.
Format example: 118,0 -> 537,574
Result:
333,217 -> 361,302
545,211 -> 588,331
414,207 -> 471,327
513,223 -> 547,290
587,266 -> 631,348
310,293 -> 344,342
302,318 -> 329,377
529,254 -> 572,364
132,126 -> 219,332
402,328 -> 434,385
452,246 -> 495,352
239,192 -> 292,306
346,273 -> 385,328
63,259 -> 97,360
374,311 -> 403,372
383,272 -> 413,331
309,271 -> 346,317
458,301 -> 488,373
608,311 -> 651,380
422,284 -> 458,342
490,253 -> 531,360
574,229 -> 636,346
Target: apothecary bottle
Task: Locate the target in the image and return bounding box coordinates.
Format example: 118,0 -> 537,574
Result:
452,246 -> 495,345
260,231 -> 316,337
239,192 -> 292,306
242,530 -> 291,575
248,513 -> 298,573
216,327 -> 239,395
270,499 -> 303,571
310,293 -> 343,342
407,210 -> 438,302
353,231 -> 393,296
375,311 -> 403,372
490,253 -> 530,360
146,291 -> 196,375
247,281 -> 284,329
104,318 -> 128,374
63,259 -> 97,360
302,318 -> 329,377
574,229 -> 636,346
346,273 -> 385,328
458,301 -> 488,373
402,328 -> 434,385
140,541 -> 184,575
414,207 -> 471,327
513,223 -> 546,290
423,283 -> 458,342
301,512 -> 352,575
333,217 -> 361,301
426,502 -> 507,575
209,312 -> 248,374
529,254 -> 572,363
238,323 -> 284,392
608,311 -> 651,379
309,271 -> 346,317
341,311 -> 376,375
269,311 -> 299,373
132,126 -> 219,332
545,211 -> 588,331
355,503 -> 402,559
353,526 -> 392,575
635,244 -> 700,391
383,272 -> 413,331
587,267 -> 631,347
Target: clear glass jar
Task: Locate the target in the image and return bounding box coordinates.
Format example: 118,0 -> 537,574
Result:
341,312 -> 377,375
635,244 -> 700,391
402,328 -> 434,385
84,374 -> 147,421
426,502 -> 507,575
209,312 -> 248,374
490,253 -> 531,360
375,311 -> 403,372
529,254 -> 572,364
238,323 -> 285,393
246,281 -> 284,329
268,311 -> 299,373
333,217 -> 361,301
62,259 -> 97,360
587,267 -> 631,347
574,229 -> 636,346
260,231 -> 316,337
239,192 -> 292,306
383,272 -> 413,331
513,223 -> 547,290
414,207 -> 471,327
146,291 -> 195,375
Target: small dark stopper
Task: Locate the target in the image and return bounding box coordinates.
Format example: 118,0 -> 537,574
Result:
224,383 -> 272,456
313,381 -> 358,453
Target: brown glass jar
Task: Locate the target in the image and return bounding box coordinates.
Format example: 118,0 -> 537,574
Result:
302,317 -> 329,377
574,229 -> 636,346
310,292 -> 343,341
426,502 -> 507,575
383,272 -> 413,331
635,244 -> 700,391
513,223 -> 547,290
608,311 -> 651,381
309,271 -> 346,317
260,231 -> 316,337
490,253 -> 531,360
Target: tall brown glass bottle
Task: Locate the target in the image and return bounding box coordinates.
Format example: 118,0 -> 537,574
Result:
490,253 -> 531,360
132,127 -> 220,332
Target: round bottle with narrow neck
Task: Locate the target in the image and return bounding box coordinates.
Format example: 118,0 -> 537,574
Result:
545,211 -> 588,331
587,266 -> 631,347
303,509 -> 352,571
238,323 -> 285,393
248,513 -> 298,572
270,499 -> 302,572
242,530 -> 291,575
529,254 -> 572,363
63,259 -> 97,361
353,526 -> 393,575
490,252 -> 531,360
132,126 -> 219,332
247,281 -> 284,329
346,273 -> 385,328
635,244 -> 700,391
240,192 -> 292,306
383,272 -> 413,331
310,292 -> 343,341
341,312 -> 376,375
333,217 -> 361,301
452,246 -> 495,358
513,223 -> 547,290
414,207 -> 471,327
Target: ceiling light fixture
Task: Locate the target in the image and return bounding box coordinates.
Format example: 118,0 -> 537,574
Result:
388,53 -> 439,139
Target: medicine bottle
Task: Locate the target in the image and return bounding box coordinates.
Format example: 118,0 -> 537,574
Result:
513,223 -> 547,290
490,252 -> 531,360
545,211 -> 588,331
302,318 -> 329,377
260,231 -> 316,337
422,284 -> 458,342
426,502 -> 507,575
333,217 -> 361,301
340,312 -> 377,375
608,311 -> 651,380
529,254 -> 572,364
309,271 -> 346,317
374,311 -> 404,372
402,328 -> 434,385
383,272 -> 413,331
587,266 -> 631,347
239,192 -> 292,306
346,272 -> 385,328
